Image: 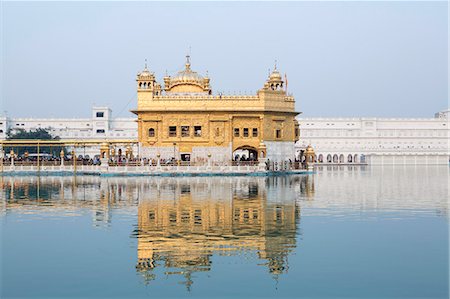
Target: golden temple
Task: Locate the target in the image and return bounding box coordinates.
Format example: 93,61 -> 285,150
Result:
132,56 -> 300,163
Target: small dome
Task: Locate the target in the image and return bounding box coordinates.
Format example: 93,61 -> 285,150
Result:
170,56 -> 205,85
138,67 -> 152,78
269,69 -> 282,81
305,145 -> 315,155
137,60 -> 154,78
165,55 -> 210,93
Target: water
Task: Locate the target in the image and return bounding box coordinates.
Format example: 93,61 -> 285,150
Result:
1,166 -> 448,298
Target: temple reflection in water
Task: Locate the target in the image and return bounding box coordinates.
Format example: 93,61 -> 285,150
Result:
0,175 -> 314,288
135,177 -> 307,288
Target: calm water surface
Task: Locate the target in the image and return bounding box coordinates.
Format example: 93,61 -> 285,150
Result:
1,166 -> 448,298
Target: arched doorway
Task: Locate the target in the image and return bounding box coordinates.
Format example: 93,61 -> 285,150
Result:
327,154 -> 332,163
339,154 -> 345,163
318,154 -> 323,163
332,154 -> 339,163
354,154 -> 358,163
347,154 -> 353,163
233,146 -> 258,161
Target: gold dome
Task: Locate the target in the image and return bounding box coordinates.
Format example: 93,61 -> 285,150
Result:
269,69 -> 282,81
165,55 -> 211,94
137,60 -> 154,78
305,145 -> 315,155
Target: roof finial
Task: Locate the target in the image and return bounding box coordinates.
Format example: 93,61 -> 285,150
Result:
185,54 -> 191,70
144,58 -> 148,70
274,59 -> 277,70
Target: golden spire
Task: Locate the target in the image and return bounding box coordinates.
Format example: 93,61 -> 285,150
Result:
185,54 -> 191,71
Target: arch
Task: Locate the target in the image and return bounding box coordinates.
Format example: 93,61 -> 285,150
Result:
347,154 -> 353,163
143,82 -> 147,89
148,128 -> 155,137
332,154 -> 338,163
339,154 -> 345,163
353,154 -> 358,163
139,82 -> 142,89
327,154 -> 332,163
318,154 -> 323,163
233,146 -> 258,161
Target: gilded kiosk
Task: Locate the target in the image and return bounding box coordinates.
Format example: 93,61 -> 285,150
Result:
132,56 -> 300,163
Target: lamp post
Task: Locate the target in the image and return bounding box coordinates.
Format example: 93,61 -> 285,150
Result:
10,149 -> 14,167
172,142 -> 176,162
60,149 -> 65,166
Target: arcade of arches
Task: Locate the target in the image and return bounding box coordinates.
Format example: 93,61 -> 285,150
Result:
298,152 -> 366,164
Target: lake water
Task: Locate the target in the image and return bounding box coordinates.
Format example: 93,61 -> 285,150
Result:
1,166 -> 448,298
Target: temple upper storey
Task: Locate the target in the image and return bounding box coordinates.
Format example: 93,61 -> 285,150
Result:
134,56 -> 296,113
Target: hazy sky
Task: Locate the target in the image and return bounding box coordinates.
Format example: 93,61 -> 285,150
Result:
1,1 -> 448,119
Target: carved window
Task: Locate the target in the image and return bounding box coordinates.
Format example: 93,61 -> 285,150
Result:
96,112 -> 104,118
194,126 -> 202,137
243,128 -> 249,137
148,128 -> 155,137
169,126 -> 177,137
276,129 -> 282,139
234,128 -> 240,137
181,126 -> 190,137
215,127 -> 220,137
252,128 -> 258,137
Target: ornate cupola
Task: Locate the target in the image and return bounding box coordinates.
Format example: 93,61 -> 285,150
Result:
137,60 -> 157,93
263,62 -> 284,91
164,55 -> 211,94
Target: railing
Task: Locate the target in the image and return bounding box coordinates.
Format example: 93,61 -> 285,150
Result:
0,159 -> 308,173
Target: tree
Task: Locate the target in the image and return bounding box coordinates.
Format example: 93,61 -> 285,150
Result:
5,128 -> 65,157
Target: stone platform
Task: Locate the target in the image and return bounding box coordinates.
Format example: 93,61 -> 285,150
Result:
0,165 -> 310,177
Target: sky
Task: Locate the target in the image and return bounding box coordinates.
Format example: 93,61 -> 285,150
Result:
0,1 -> 448,119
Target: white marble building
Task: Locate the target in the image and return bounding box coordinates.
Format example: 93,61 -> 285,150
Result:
296,110 -> 449,165
0,107 -> 137,157
2,106 -> 449,164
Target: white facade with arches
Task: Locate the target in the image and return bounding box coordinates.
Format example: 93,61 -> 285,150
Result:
0,107 -> 138,157
296,110 -> 450,165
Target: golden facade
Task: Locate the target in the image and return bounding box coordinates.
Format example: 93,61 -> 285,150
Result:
131,56 -> 300,162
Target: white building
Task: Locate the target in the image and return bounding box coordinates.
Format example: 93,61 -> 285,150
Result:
296,110 -> 450,165
2,106 -> 449,164
0,107 -> 137,157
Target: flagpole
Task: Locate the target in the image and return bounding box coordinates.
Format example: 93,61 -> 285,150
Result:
285,73 -> 288,95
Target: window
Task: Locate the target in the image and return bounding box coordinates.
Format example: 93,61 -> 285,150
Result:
215,127 -> 220,137
148,128 -> 155,137
96,112 -> 104,118
234,128 -> 240,137
243,128 -> 249,137
169,126 -> 177,137
0,130 -> 3,133
276,129 -> 282,139
194,126 -> 202,137
253,128 -> 258,137
295,128 -> 299,138
96,129 -> 105,134
180,126 -> 190,137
